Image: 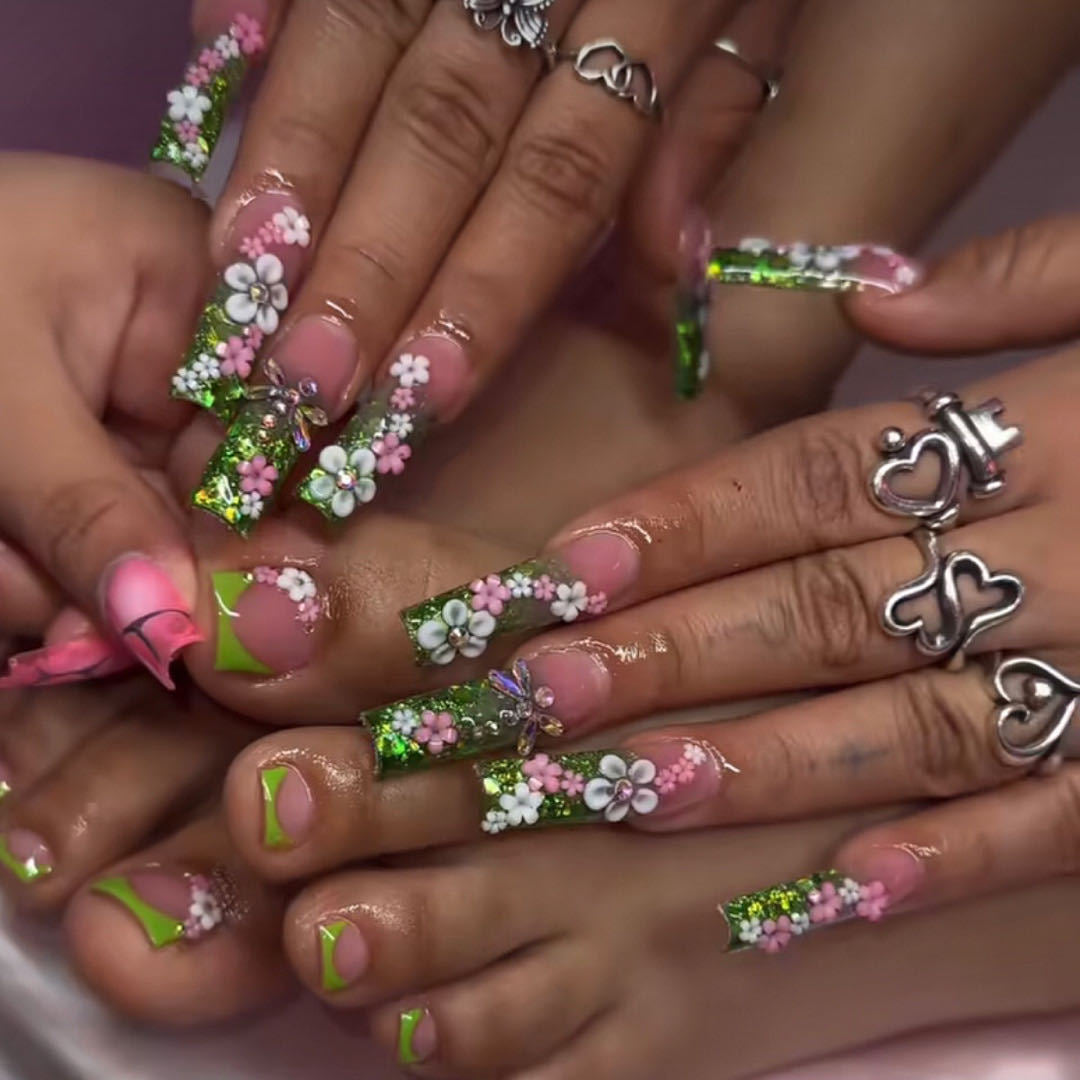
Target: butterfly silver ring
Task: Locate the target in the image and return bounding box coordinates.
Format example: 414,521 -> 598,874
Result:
462,0 -> 556,50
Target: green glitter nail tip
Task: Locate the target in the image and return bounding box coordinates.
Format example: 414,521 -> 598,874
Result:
476,749 -> 671,835
674,277 -> 710,401
707,240 -> 885,293
400,557 -> 608,668
720,870 -> 879,953
150,15 -> 265,185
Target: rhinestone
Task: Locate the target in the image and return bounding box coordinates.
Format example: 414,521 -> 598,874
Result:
613,778 -> 634,804
336,471 -> 355,490
250,283 -> 269,304
1024,676 -> 1055,708
447,626 -> 469,648
533,685 -> 555,709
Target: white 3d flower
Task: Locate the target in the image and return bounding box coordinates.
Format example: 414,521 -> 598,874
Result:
309,445 -> 377,517
272,207 -> 311,248
416,599 -> 496,665
389,353 -> 430,388
276,567 -> 317,604
167,84 -> 212,124
223,254 -> 288,334
550,580 -> 589,622
498,783 -> 544,827
583,754 -> 659,822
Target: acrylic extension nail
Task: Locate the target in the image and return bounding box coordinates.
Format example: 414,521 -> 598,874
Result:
192,360 -> 328,535
399,536 -> 637,668
720,870 -> 890,955
299,332 -> 469,522
172,198 -> 313,418
258,763 -> 314,849
477,748 -> 708,834
364,659 -> 569,776
0,830 -> 54,884
0,634 -> 134,690
92,868 -> 227,948
319,918 -> 370,992
213,566 -> 323,673
150,9 -> 266,185
673,208 -> 713,400
101,556 -> 203,690
398,1007 -> 437,1066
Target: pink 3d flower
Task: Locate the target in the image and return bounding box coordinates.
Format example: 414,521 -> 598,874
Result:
523,753 -> 564,794
199,46 -> 225,72
532,574 -> 556,602
757,916 -> 793,954
586,592 -> 608,616
415,710 -> 458,755
373,433 -> 412,475
239,235 -> 265,259
175,120 -> 200,143
655,767 -> 679,795
856,881 -> 890,922
560,770 -> 585,798
297,598 -> 322,626
252,565 -> 279,585
470,574 -> 511,616
390,386 -> 416,411
245,326 -> 265,351
232,12 -> 265,55
808,882 -> 845,924
216,335 -> 256,378
259,221 -> 286,249
237,455 -> 279,496
184,63 -> 211,87
671,758 -> 696,784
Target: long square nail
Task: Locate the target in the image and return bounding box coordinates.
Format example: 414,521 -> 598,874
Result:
150,10 -> 266,185
674,207 -> 712,400
213,567 -> 323,672
172,193 -> 312,419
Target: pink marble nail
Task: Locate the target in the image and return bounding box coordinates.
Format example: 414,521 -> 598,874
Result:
521,649 -> 611,728
552,529 -> 641,604
0,634 -> 135,690
273,315 -> 358,420
100,556 -> 203,690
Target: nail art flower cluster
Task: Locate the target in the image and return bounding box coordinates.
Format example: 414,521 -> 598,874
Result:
301,353 -> 428,521
654,743 -> 708,794
183,873 -> 225,941
402,557 -> 608,667
251,566 -> 323,628
721,870 -> 889,956
153,14 -> 265,182
478,750 -> 663,835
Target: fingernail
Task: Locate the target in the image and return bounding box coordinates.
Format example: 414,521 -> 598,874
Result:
674,206 -> 713,400
708,239 -> 922,296
619,737 -> 725,823
400,543 -> 630,669
172,191 -> 312,419
364,659 -> 590,776
150,5 -> 267,186
213,567 -> 323,673
192,350 -> 328,535
398,1007 -> 436,1066
92,868 -> 227,948
0,634 -> 134,690
721,869 -> 889,954
298,332 -> 470,522
319,918 -> 370,992
259,763 -> 314,849
476,749 -> 672,835
0,761 -> 11,803
100,556 -> 203,690
0,829 -> 54,883
841,845 -> 924,912
273,315 -> 358,421
521,648 -> 610,726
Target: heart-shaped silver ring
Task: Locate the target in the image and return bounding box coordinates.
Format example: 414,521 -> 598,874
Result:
993,655 -> 1079,771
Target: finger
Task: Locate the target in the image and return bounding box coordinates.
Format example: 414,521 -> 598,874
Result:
395,359 -> 1046,664
831,758 -> 1080,921
848,214 -> 1080,354
0,539 -> 62,636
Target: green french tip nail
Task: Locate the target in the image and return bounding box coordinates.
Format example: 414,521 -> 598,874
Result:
213,571 -> 273,674
92,876 -> 187,948
398,1008 -> 428,1065
0,835 -> 52,884
260,765 -> 292,849
319,920 -> 351,992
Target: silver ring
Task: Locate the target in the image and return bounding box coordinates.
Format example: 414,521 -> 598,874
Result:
882,529 -> 1024,668
463,0 -> 555,50
713,37 -> 781,104
993,655 -> 1078,772
546,39 -> 662,120
870,389 -> 1022,531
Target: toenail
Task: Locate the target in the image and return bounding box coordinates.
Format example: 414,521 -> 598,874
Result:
92,867 -> 227,948
259,763 -> 314,849
0,828 -> 54,883
398,1007 -> 436,1066
0,760 -> 12,803
318,918 -> 370,991
213,567 -> 323,674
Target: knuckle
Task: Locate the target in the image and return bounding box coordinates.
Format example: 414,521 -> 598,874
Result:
317,0 -> 426,53
31,477 -> 130,575
392,65 -> 501,181
1049,769 -> 1080,871
506,122 -> 615,226
780,424 -> 868,547
891,672 -> 990,795
784,551 -> 875,670
318,234 -> 405,296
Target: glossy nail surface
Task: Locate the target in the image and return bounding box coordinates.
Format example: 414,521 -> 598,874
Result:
259,763 -> 314,848
0,634 -> 134,689
92,868 -> 226,948
319,919 -> 370,992
0,829 -> 54,883
299,333 -> 469,522
398,1007 -> 436,1066
214,567 -> 323,673
101,556 -> 203,690
721,869 -> 888,954
673,207 -> 713,400
151,8 -> 266,184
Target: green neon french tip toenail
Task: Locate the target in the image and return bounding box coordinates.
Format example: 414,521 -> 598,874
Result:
0,833 -> 53,883
260,765 -> 291,849
398,1007 -> 434,1065
92,870 -> 226,948
319,920 -> 351,992
92,877 -> 187,948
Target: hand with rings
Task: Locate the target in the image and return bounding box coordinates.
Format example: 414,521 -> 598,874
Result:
159,0 -> 788,535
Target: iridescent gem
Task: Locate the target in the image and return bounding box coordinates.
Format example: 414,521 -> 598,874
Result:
336,471 -> 355,491
533,685 -> 555,709
447,626 -> 469,648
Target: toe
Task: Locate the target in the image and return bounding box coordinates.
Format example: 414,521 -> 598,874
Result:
65,813 -> 288,1026
371,941 -> 611,1076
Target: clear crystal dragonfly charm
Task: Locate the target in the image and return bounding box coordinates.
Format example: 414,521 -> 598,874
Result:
488,659 -> 563,757
246,357 -> 329,452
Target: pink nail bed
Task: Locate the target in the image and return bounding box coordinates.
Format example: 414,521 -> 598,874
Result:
402,333 -> 471,420
553,530 -> 640,604
625,738 -> 723,822
521,649 -> 611,727
101,556 -> 203,690
842,846 -> 924,911
273,316 -> 358,420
